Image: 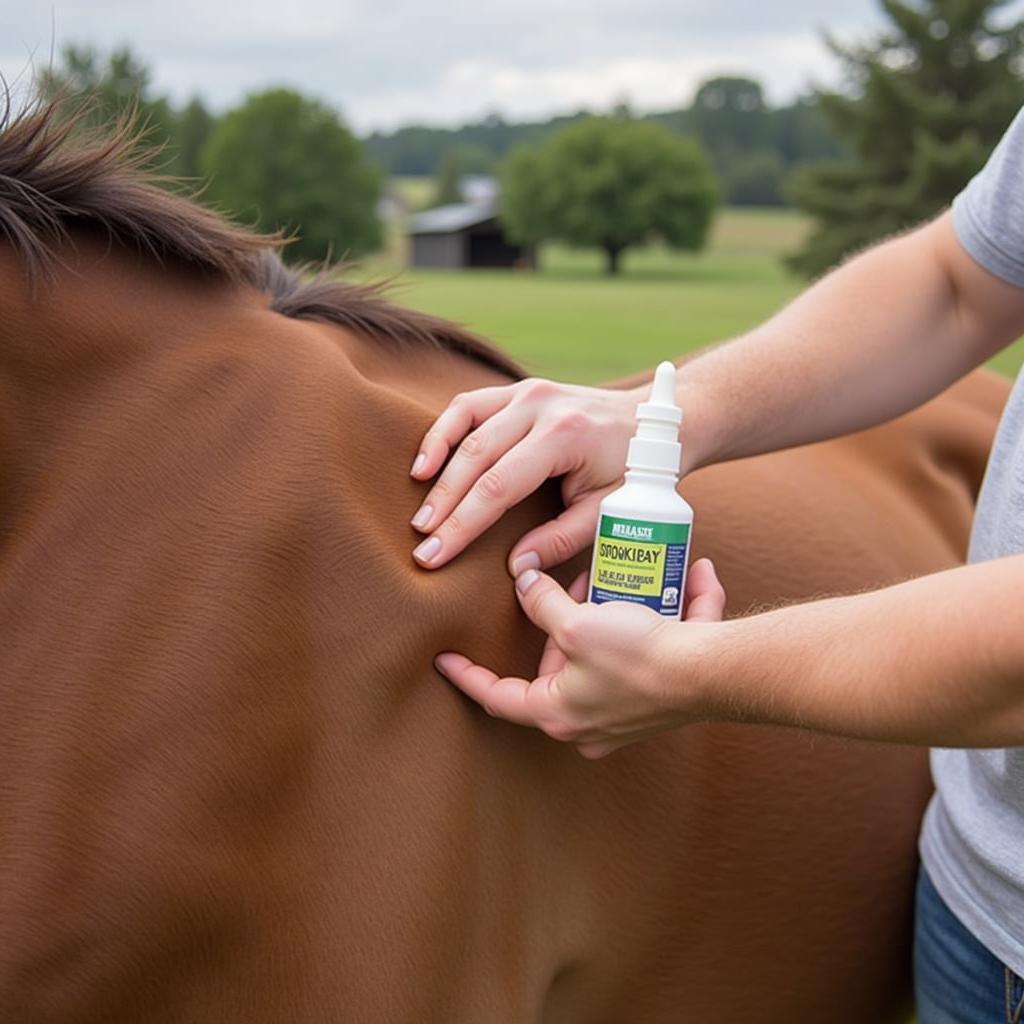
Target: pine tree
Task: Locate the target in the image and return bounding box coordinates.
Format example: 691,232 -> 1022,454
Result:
788,0 -> 1024,278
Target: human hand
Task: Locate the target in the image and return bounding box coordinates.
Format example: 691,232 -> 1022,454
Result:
434,558 -> 726,759
409,378 -> 644,572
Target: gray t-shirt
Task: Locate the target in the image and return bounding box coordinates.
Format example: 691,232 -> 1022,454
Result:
919,106 -> 1024,976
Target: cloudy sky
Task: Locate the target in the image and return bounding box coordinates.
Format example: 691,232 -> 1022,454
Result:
0,1 -> 943,134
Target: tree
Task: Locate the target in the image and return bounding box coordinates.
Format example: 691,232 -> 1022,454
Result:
432,150 -> 463,207
452,142 -> 493,175
175,96 -> 215,180
769,95 -> 843,167
362,85 -> 842,191
689,77 -> 793,205
726,150 -> 786,206
201,88 -> 381,263
788,0 -> 1024,278
499,117 -> 719,275
692,77 -> 769,159
36,44 -> 177,159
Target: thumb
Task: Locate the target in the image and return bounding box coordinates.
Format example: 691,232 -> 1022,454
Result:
683,558 -> 727,622
508,499 -> 598,575
514,569 -> 583,647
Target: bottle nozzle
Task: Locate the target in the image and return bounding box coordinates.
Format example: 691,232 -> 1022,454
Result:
650,361 -> 676,406
626,361 -> 683,475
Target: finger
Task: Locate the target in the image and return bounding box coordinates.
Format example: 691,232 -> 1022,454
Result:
521,576 -> 587,677
413,443 -> 558,568
411,387 -> 514,480
536,572 -> 586,694
683,558 -> 727,622
412,407 -> 537,534
537,631 -> 568,679
567,571 -> 589,603
513,570 -> 582,650
576,740 -> 619,760
433,652 -> 552,727
508,498 -> 602,576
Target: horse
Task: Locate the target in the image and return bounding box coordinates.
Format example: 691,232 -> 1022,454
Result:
0,99 -> 1009,1023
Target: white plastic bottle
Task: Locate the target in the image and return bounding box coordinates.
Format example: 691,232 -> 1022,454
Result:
588,361 -> 693,619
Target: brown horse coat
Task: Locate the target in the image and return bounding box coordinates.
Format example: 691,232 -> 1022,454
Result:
0,104 -> 1009,1022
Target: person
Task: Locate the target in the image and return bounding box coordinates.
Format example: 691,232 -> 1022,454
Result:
407,109 -> 1024,1023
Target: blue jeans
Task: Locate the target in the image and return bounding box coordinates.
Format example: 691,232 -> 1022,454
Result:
915,866 -> 1024,1023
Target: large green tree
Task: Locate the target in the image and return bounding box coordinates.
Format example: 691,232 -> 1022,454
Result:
500,117 -> 719,274
788,0 -> 1024,278
201,88 -> 381,263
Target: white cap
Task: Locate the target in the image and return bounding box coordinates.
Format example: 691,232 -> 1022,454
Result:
626,361 -> 682,475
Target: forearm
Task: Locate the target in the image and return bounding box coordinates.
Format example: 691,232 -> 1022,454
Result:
678,212 -> 1022,473
690,555 -> 1024,747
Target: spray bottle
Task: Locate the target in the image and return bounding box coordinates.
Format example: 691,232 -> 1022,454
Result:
588,361 -> 693,619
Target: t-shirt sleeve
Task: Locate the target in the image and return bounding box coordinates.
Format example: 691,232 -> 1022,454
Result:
952,105 -> 1024,287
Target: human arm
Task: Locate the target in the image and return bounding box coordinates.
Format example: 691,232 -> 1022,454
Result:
412,213 -> 1024,570
676,212 -> 1024,473
436,555 -> 1024,756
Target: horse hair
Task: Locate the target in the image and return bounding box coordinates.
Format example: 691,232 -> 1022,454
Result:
0,92 -> 522,379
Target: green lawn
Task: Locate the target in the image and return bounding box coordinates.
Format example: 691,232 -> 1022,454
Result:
368,205 -> 1024,385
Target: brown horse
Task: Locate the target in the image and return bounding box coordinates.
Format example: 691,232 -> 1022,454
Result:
0,101 -> 1008,1023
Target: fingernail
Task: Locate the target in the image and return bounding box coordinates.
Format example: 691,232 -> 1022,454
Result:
411,504 -> 433,530
410,453 -> 426,477
510,550 -> 541,576
515,569 -> 540,594
433,655 -> 450,677
413,536 -> 442,565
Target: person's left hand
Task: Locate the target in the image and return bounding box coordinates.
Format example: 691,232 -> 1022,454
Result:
434,558 -> 727,758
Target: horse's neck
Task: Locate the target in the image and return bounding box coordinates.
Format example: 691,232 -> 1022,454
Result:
0,235 -> 545,653
0,240 -> 574,1020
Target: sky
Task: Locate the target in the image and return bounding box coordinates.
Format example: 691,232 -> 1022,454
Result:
0,1 -> 932,134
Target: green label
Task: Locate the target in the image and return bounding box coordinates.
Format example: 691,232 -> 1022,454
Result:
598,516 -> 689,545
590,515 -> 690,616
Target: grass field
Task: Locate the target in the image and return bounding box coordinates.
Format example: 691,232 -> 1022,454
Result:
370,202 -> 1024,385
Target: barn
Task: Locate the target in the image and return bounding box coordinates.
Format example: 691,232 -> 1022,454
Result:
407,202 -> 536,270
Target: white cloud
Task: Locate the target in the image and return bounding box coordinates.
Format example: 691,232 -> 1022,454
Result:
348,31 -> 846,131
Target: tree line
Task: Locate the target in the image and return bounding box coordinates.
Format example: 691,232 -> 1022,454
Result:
31,0 -> 1024,278
367,80 -> 840,209
36,49 -> 382,263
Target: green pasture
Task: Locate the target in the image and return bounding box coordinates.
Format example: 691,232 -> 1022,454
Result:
371,202 -> 1024,385
391,174 -> 436,211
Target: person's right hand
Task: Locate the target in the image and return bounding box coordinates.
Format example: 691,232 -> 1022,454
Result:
409,378 -> 645,572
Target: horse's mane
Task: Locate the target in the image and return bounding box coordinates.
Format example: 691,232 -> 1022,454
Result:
0,95 -> 522,378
